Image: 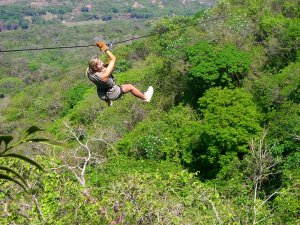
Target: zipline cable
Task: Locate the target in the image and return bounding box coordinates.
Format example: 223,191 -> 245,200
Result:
0,16 -> 225,53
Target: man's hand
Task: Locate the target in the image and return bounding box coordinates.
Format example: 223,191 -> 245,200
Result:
96,41 -> 108,52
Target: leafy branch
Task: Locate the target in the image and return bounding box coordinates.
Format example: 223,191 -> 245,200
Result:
0,126 -> 61,190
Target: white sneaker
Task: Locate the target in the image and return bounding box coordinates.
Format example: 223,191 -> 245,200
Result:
144,86 -> 154,102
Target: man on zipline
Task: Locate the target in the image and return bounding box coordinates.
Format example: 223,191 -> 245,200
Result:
86,41 -> 153,106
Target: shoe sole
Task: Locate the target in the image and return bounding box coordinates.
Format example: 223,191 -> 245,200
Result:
145,86 -> 154,102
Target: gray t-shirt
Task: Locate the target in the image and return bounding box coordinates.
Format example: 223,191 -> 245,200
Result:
86,68 -> 122,101
86,68 -> 114,89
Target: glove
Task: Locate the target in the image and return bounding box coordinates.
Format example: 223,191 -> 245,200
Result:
96,41 -> 108,52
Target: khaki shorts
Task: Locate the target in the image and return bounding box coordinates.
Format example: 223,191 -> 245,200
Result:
97,85 -> 123,101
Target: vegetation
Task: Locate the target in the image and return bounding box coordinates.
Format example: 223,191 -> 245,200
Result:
0,0 -> 214,31
0,126 -> 44,190
0,0 -> 299,224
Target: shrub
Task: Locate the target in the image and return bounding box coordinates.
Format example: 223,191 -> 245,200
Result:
101,15 -> 112,21
28,61 -> 40,71
96,169 -> 237,224
0,77 -> 24,93
61,84 -> 90,116
116,105 -> 201,164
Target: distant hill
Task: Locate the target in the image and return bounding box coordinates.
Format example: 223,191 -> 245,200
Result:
0,0 -> 216,31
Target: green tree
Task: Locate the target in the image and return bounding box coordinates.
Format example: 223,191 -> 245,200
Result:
251,61 -> 300,156
268,103 -> 300,156
252,61 -> 300,113
116,105 -> 201,164
193,87 -> 262,179
247,0 -> 300,72
264,17 -> 300,71
272,151 -> 300,224
185,41 -> 250,105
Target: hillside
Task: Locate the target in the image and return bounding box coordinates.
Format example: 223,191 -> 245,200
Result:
0,0 -> 299,224
0,0 -> 216,31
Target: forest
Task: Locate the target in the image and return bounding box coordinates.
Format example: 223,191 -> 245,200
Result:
0,0 -> 299,224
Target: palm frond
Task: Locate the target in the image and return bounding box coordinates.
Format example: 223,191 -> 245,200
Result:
0,166 -> 29,188
1,153 -> 43,171
0,174 -> 27,190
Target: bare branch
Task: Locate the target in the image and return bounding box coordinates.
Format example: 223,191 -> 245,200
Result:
61,123 -> 110,199
32,194 -> 45,222
249,129 -> 281,225
257,189 -> 280,209
201,193 -> 222,225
